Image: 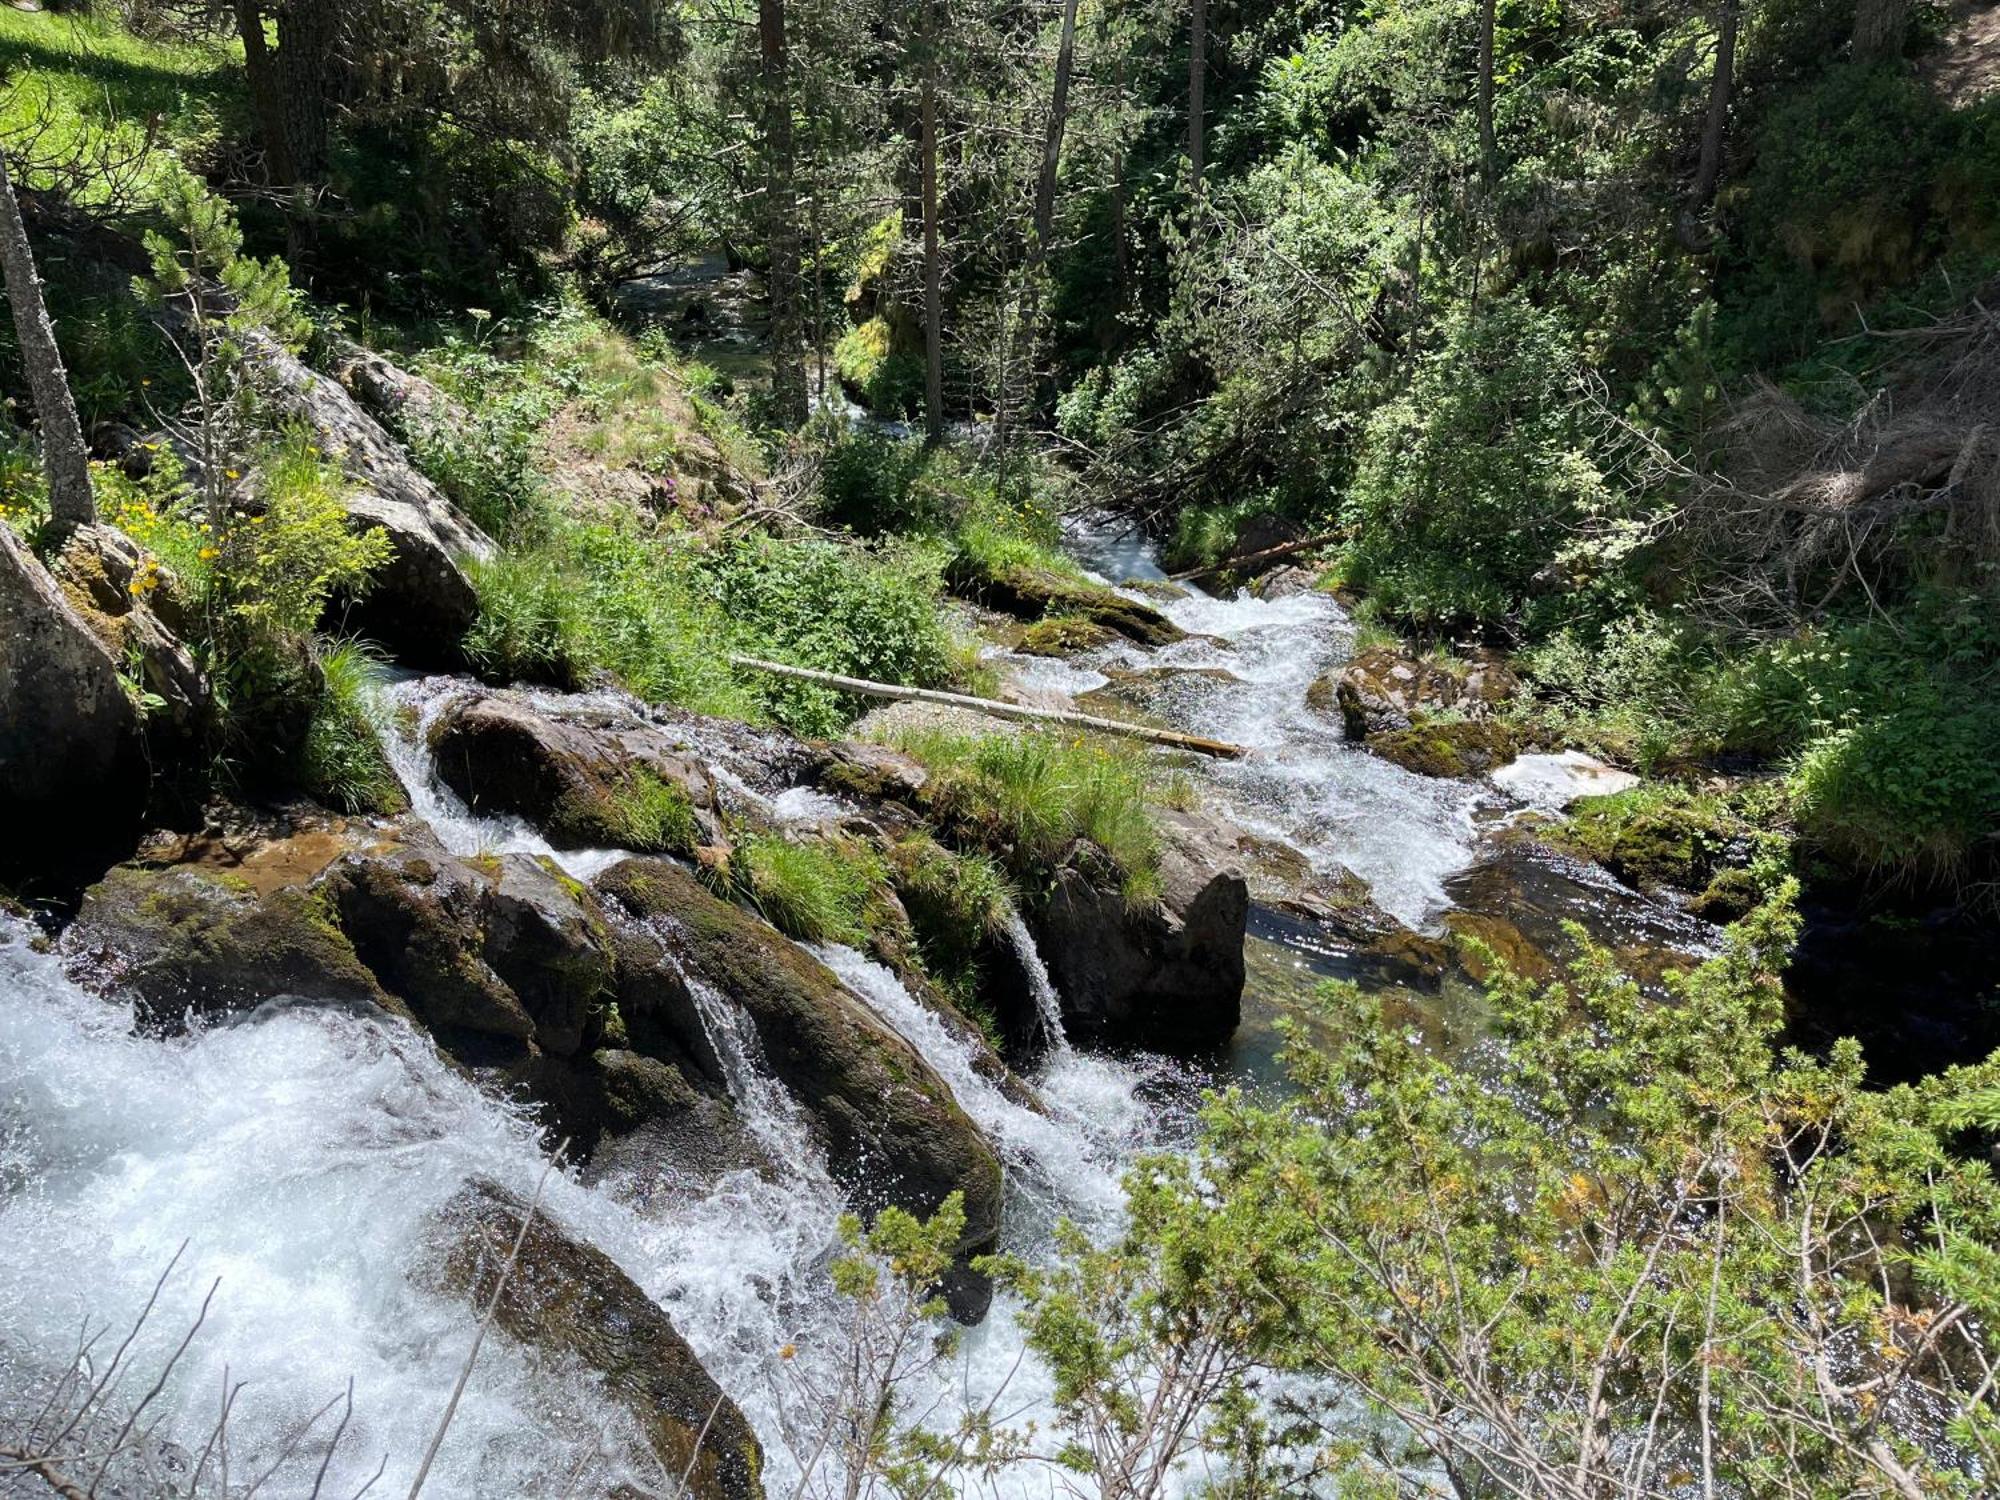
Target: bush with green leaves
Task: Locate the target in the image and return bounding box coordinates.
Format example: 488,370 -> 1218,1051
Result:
1030,892 -> 2000,1499
1342,297 -> 1610,630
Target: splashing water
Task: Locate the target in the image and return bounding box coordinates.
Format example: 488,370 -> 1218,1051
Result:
1000,909 -> 1069,1054
1059,524 -> 1486,928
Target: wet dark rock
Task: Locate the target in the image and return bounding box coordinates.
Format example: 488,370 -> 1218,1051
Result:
423,1178 -> 764,1500
64,863 -> 393,1026
429,690 -> 728,854
1030,810 -> 1248,1053
248,333 -> 491,664
594,857 -> 1004,1318
0,523 -> 146,871
1440,834 -> 1715,995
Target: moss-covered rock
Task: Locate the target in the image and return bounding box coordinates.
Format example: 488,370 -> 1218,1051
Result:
1017,615 -> 1117,657
594,857 -> 1004,1314
1553,785 -> 1748,894
1368,718 -> 1519,779
1,523 -> 147,875
946,558 -> 1185,647
423,1178 -> 763,1500
64,863 -> 392,1027
1311,645 -> 1519,740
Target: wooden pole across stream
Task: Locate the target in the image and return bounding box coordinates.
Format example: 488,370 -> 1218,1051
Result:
727,655 -> 1248,759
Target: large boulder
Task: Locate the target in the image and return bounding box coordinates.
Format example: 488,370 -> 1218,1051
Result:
51,522 -> 209,744
316,828 -> 616,1060
594,857 -> 1004,1315
63,862 -> 393,1028
0,522 -> 146,869
248,333 -> 492,664
429,691 -> 728,854
1309,645 -> 1518,740
1029,811 -> 1248,1053
422,1178 -> 763,1500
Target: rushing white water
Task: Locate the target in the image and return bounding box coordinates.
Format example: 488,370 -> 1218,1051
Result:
0,921 -> 663,1495
1054,528 -> 1485,928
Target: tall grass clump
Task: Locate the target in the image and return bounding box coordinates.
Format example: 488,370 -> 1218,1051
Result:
723,833 -> 886,945
298,639 -> 406,814
888,728 -> 1163,903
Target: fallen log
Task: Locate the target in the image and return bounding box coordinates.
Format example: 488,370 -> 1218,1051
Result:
727,655 -> 1247,759
1167,530 -> 1346,582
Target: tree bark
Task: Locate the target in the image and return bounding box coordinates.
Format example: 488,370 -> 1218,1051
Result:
276,0 -> 334,183
1033,0 -> 1083,256
1691,0 -> 1736,214
0,150 -> 95,528
920,0 -> 945,445
234,0 -> 297,186
1187,0 -> 1205,198
1477,0 -> 1497,186
1852,0 -> 1908,59
760,0 -> 808,426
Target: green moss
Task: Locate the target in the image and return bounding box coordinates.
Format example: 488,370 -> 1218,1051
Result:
888,836 -> 1013,1033
834,318 -> 924,417
1553,784 -> 1756,894
1017,616 -> 1116,657
1367,718 -> 1518,779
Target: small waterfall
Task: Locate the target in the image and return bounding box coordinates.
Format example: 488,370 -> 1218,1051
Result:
669,942 -> 826,1174
1001,909 -> 1070,1053
372,675 -> 626,881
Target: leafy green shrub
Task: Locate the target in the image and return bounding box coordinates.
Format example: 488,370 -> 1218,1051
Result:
816,430 -> 941,536
889,728 -> 1162,903
705,534 -> 957,736
1342,298 -> 1607,629
726,833 -> 886,944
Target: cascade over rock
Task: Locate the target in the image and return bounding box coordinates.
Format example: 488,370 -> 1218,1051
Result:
0,522 -> 147,869
422,1178 -> 765,1500
593,857 -> 1005,1316
248,333 -> 492,663
428,688 -> 730,853
1029,806 -> 1249,1053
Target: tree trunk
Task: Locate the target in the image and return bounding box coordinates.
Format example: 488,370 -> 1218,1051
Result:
0,151 -> 95,528
920,0 -> 945,445
1033,0 -> 1082,256
1111,52 -> 1130,311
1852,0 -> 1908,59
760,0 -> 807,426
234,0 -> 297,186
1477,0 -> 1497,186
276,0 -> 334,182
1691,0 -> 1736,213
275,0 -> 336,274
1187,0 -> 1205,198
